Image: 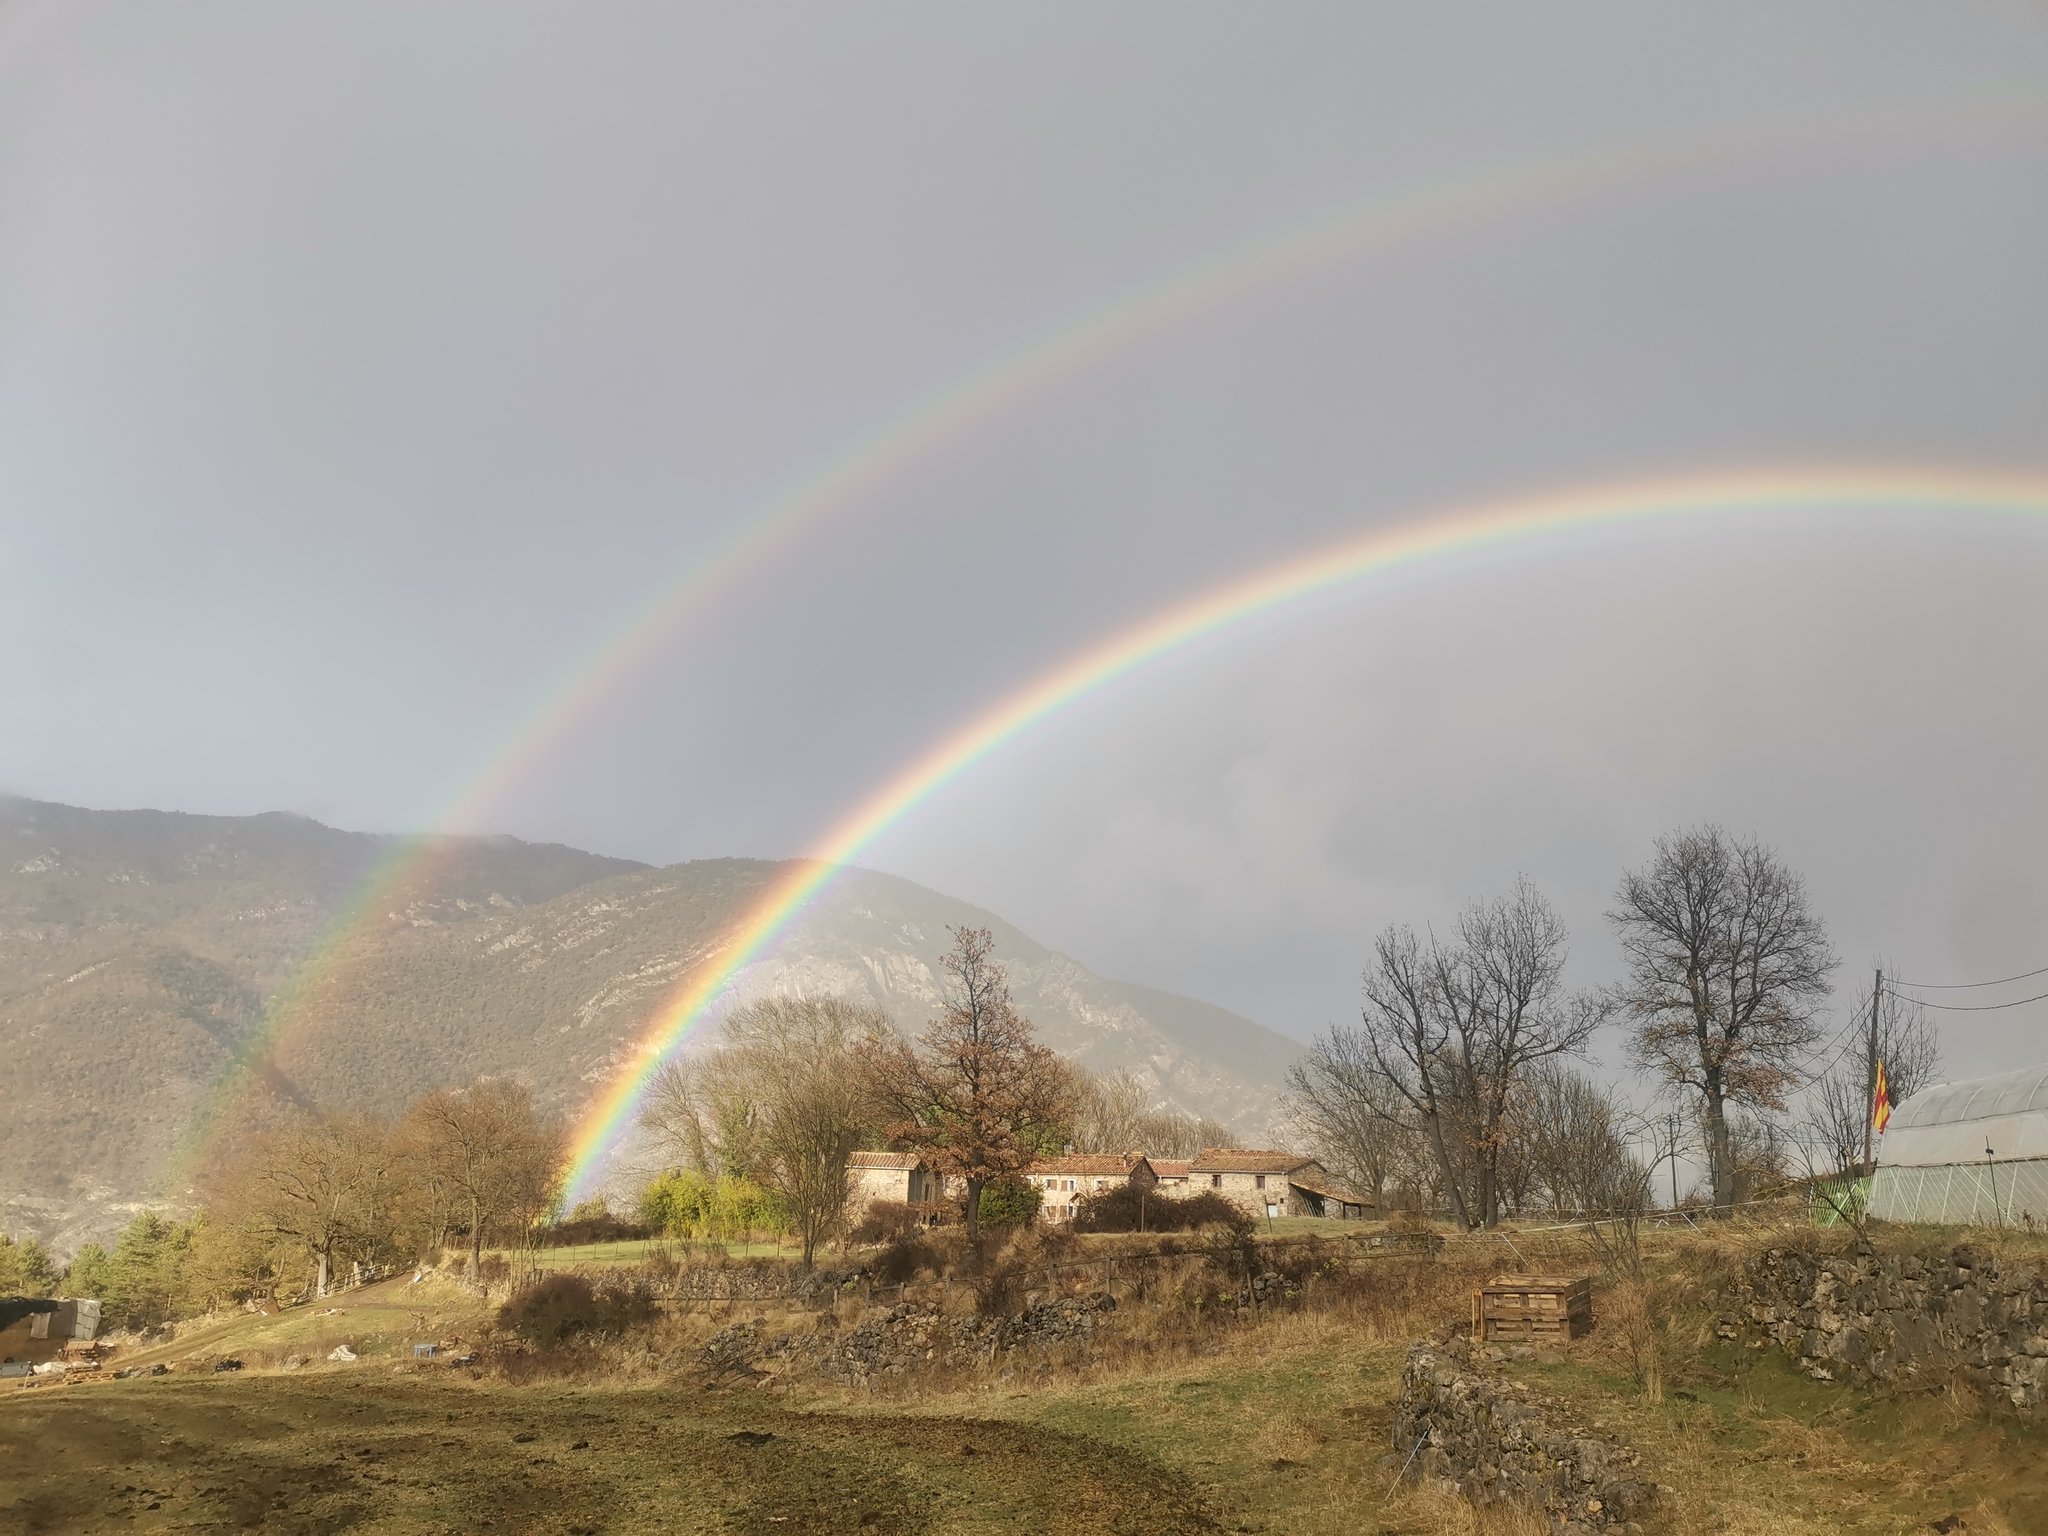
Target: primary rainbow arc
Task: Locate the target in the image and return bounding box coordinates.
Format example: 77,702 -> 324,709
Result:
558,464 -> 2048,1200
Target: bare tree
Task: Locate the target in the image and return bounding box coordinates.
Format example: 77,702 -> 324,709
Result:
1639,1101 -> 1696,1211
641,1051 -> 765,1181
1440,879 -> 1605,1224
859,928 -> 1074,1244
1608,825 -> 1837,1210
1133,1110 -> 1234,1160
1285,1025 -> 1417,1208
223,1111 -> 391,1298
1511,1062 -> 1636,1216
400,1079 -> 563,1281
1340,880 -> 1600,1228
1353,923 -> 1470,1224
647,995 -> 884,1267
1069,1068 -> 1151,1155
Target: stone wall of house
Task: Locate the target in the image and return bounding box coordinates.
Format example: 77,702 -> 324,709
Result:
700,1293 -> 1117,1386
1737,1241 -> 2048,1410
1392,1337 -> 1660,1535
1200,1168 -> 1316,1218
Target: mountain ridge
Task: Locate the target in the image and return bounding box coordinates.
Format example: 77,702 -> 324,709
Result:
0,797 -> 1297,1252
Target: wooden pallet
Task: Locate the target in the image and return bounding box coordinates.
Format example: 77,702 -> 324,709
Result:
1472,1273 -> 1592,1343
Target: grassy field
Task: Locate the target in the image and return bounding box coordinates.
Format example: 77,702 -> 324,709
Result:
108,1272 -> 494,1372
514,1237 -> 798,1269
7,1226 -> 2048,1534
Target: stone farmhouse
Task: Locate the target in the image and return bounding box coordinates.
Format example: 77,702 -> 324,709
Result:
1024,1153 -> 1157,1222
846,1151 -> 951,1223
841,1144 -> 1369,1227
1188,1148 -> 1370,1219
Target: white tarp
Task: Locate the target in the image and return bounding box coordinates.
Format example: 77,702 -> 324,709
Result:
1874,1063 -> 2048,1168
1869,1062 -> 2048,1223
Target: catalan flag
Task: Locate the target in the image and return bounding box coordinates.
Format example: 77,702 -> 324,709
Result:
1872,1060 -> 1892,1135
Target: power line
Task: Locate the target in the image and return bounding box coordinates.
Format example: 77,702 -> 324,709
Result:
1799,1011 -> 1867,1076
1889,962 -> 2048,990
1890,987 -> 2048,1012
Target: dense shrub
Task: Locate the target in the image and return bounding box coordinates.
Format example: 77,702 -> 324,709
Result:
1072,1184 -> 1248,1235
976,1177 -> 1041,1227
636,1170 -> 790,1242
539,1209 -> 652,1247
847,1200 -> 922,1246
870,1233 -> 944,1285
968,1219 -> 1081,1316
496,1271 -> 659,1346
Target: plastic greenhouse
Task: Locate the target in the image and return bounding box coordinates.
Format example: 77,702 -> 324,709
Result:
1867,1063 -> 2048,1225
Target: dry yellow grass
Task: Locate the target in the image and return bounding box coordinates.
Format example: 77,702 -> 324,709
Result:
9,1223 -> 2048,1534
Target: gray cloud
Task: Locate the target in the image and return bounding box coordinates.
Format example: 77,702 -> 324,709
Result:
6,3 -> 2048,1086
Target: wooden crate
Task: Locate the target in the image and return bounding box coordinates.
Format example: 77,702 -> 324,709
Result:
1472,1274 -> 1592,1343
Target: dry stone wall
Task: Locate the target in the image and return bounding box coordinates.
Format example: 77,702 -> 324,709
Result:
702,1293 -> 1118,1386
1393,1338 -> 1660,1535
660,1263 -> 844,1304
1738,1242 -> 2048,1409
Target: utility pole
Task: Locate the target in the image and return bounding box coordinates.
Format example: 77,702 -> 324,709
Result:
1668,1113 -> 1680,1210
1861,968 -> 1882,1178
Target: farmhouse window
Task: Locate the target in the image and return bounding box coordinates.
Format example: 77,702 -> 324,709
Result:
1210,1174 -> 1221,1188
1254,1175 -> 1267,1190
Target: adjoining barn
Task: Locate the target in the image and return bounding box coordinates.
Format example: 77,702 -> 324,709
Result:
1024,1154 -> 1157,1222
1868,1063 -> 2048,1225
1150,1158 -> 1192,1190
1287,1177 -> 1375,1221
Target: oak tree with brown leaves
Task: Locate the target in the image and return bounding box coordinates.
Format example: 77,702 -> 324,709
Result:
861,927 -> 1072,1243
1608,825 -> 1837,1209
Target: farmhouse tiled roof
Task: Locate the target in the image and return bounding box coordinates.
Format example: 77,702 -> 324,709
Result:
1027,1153 -> 1153,1178
1150,1159 -> 1192,1178
1189,1148 -> 1319,1175
848,1151 -> 923,1171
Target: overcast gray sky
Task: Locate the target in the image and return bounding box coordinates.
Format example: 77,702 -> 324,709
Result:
6,4 -> 2048,1082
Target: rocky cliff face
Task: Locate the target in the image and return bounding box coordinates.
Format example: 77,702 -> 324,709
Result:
1737,1241 -> 2048,1410
0,799 -> 1297,1252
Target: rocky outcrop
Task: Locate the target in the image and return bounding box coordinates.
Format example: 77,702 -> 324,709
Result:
1392,1338 -> 1659,1535
1738,1242 -> 2048,1409
702,1293 -> 1117,1386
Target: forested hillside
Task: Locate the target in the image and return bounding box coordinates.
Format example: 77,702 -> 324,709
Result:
0,798 -> 1296,1252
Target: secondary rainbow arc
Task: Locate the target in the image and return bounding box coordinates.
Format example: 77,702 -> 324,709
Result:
153,128 -> 1713,1186
163,92 -> 2048,1190
557,465 -> 2048,1202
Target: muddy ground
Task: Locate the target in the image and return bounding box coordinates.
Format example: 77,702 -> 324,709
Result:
0,1373 -> 1218,1535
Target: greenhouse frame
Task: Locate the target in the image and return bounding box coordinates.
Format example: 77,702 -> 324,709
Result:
1868,1062 -> 2048,1225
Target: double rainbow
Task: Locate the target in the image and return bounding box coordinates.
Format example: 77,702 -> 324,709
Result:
558,465 -> 2048,1199
164,92 -> 2048,1191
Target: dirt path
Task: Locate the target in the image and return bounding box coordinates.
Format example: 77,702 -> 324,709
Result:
0,1374 -> 1217,1535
